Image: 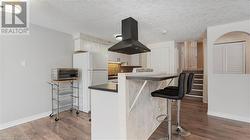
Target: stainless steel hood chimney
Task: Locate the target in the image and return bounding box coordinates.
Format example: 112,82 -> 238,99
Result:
108,17 -> 150,55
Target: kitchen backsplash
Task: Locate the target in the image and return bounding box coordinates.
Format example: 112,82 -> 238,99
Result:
108,63 -> 121,76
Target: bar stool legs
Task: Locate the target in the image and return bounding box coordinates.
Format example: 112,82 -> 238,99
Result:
167,100 -> 172,140
159,99 -> 172,140
172,100 -> 191,136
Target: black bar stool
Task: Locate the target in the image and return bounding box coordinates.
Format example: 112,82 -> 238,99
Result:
165,73 -> 194,136
151,73 -> 187,140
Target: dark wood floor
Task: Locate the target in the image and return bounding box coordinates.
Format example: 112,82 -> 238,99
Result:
0,97 -> 250,140
149,97 -> 250,140
0,112 -> 91,140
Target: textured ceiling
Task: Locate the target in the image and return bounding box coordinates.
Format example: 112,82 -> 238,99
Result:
31,0 -> 250,44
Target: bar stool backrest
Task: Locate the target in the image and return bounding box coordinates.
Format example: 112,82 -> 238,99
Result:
178,73 -> 187,99
186,73 -> 194,94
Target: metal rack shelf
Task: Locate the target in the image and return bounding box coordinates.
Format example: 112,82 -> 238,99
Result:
48,80 -> 80,121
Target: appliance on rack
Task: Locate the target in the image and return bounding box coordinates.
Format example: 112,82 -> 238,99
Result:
73,51 -> 108,113
51,68 -> 79,81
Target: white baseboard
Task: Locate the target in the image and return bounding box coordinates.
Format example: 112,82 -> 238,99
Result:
207,111 -> 250,123
0,111 -> 50,130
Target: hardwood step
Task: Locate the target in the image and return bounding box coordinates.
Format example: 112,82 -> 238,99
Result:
193,84 -> 203,90
189,90 -> 203,96
193,83 -> 203,86
194,79 -> 203,84
194,75 -> 203,79
194,78 -> 203,80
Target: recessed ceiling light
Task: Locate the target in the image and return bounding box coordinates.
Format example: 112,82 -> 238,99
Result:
113,34 -> 123,41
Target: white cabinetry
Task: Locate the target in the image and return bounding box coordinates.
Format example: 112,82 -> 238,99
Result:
91,90 -> 120,139
73,33 -> 111,53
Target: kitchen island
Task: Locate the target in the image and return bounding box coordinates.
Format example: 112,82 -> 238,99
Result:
89,72 -> 178,140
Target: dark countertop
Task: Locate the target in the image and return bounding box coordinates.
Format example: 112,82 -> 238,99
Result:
120,66 -> 142,68
88,83 -> 118,93
126,73 -> 178,81
108,75 -> 118,80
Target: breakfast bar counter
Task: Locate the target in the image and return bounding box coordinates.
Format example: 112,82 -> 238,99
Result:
126,73 -> 177,81
90,72 -> 178,140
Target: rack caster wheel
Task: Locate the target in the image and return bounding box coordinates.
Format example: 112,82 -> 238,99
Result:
55,118 -> 59,121
49,114 -> 54,117
70,109 -> 73,112
76,111 -> 79,115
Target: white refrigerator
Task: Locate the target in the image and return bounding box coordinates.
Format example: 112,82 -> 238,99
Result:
73,52 -> 108,113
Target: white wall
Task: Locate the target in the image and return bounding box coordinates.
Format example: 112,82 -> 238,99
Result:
207,20 -> 250,122
0,24 -> 74,128
147,41 -> 177,74
0,38 -> 3,125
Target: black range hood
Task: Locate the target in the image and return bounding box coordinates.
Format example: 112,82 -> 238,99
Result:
108,17 -> 150,55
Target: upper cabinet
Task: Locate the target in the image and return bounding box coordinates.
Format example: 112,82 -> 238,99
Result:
73,33 -> 111,53
74,33 -> 142,67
